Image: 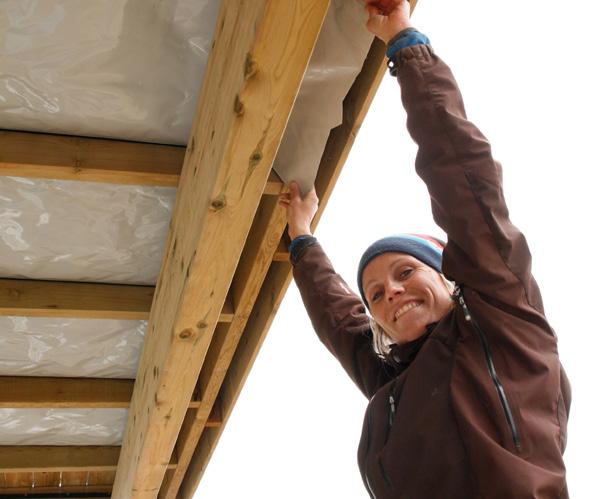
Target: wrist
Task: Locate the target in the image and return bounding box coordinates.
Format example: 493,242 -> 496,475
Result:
288,227 -> 312,240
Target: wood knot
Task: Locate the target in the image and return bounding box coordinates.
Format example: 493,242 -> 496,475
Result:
197,320 -> 208,330
249,151 -> 262,167
244,53 -> 258,80
210,195 -> 226,211
179,328 -> 195,340
234,95 -> 244,116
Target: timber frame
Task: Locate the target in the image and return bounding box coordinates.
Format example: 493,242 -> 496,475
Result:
0,1 -> 418,497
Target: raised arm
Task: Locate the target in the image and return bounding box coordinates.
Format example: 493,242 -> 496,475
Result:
279,183 -> 392,398
365,0 -> 545,315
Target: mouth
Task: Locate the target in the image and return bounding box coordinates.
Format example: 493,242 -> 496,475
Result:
394,300 -> 421,321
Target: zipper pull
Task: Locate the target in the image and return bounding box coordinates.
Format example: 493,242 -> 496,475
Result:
453,286 -> 472,322
388,395 -> 396,427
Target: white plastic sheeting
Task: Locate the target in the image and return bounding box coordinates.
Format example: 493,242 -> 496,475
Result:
0,409 -> 126,445
0,0 -> 373,190
0,0 -> 220,144
0,316 -> 145,379
0,0 -> 373,446
274,2 -> 374,193
0,177 -> 175,284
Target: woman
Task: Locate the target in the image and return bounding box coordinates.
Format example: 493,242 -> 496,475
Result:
278,1 -> 570,498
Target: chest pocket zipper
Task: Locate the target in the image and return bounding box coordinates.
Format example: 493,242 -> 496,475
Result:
454,285 -> 522,451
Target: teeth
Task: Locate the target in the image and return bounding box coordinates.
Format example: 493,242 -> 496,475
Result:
395,301 -> 419,320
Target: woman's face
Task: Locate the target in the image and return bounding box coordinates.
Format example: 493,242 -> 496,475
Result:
362,252 -> 453,344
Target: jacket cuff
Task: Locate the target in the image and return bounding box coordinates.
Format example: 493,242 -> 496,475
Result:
289,235 -> 318,266
386,29 -> 431,76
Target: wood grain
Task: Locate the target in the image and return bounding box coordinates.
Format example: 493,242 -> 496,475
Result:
111,1 -> 328,498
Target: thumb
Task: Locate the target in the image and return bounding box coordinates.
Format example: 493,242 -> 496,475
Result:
289,181 -> 301,199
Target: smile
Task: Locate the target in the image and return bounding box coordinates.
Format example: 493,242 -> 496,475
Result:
394,301 -> 421,321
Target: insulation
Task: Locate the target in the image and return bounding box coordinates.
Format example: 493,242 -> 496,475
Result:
0,0 -> 373,446
0,176 -> 175,284
0,316 -> 145,379
0,408 -> 125,445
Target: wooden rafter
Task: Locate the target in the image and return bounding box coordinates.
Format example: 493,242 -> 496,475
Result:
0,279 -> 235,322
0,130 -> 283,192
177,32 -> 390,498
0,447 -> 173,473
159,195 -> 287,498
0,377 -> 222,424
111,1 -> 329,497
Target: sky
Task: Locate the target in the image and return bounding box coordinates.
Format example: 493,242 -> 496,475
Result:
196,1 -> 601,497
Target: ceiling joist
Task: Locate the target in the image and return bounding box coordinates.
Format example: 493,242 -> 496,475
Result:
178,34 -> 389,498
0,130 -> 284,192
0,279 -> 235,322
111,1 -> 329,497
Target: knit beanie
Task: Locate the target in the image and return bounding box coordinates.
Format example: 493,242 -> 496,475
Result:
357,234 -> 445,308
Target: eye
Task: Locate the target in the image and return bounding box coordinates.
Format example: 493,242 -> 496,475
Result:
399,268 -> 413,280
371,290 -> 382,303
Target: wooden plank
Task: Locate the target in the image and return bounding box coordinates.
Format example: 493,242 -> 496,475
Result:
0,377 -> 133,409
0,377 -> 222,420
0,279 -> 154,320
0,446 -> 173,473
0,279 -> 234,323
0,130 -> 184,187
159,195 -> 287,498
0,469 -> 113,496
0,484 -> 112,495
0,130 -> 285,192
178,21 -> 395,496
272,238 -> 289,261
111,2 -> 329,498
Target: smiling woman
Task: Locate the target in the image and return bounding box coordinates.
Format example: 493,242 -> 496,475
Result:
276,0 -> 571,497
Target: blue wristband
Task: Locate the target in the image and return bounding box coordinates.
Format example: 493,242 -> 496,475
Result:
386,30 -> 431,59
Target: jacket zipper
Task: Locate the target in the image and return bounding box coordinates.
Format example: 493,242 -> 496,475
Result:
364,401 -> 377,499
454,286 -> 522,451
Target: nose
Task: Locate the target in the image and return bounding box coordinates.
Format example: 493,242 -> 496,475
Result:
386,281 -> 406,302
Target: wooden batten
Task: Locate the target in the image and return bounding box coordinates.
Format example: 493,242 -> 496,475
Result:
0,130 -> 284,191
0,279 -> 235,323
0,377 -> 134,409
0,447 -> 124,473
111,1 -> 329,498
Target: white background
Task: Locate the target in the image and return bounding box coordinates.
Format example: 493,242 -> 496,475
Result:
197,0 -> 601,497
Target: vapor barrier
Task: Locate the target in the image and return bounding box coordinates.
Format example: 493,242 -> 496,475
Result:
0,0 -> 373,190
0,316 -> 145,379
0,408 -> 126,445
0,177 -> 175,284
0,0 -> 374,445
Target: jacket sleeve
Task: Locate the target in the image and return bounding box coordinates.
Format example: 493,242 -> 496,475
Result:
292,242 -> 393,398
394,44 -> 545,315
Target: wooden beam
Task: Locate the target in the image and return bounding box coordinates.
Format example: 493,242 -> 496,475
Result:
112,2 -> 329,498
178,28 -> 391,498
0,484 -> 112,496
0,279 -> 234,323
0,377 -> 133,409
0,130 -> 285,192
0,446 -> 172,473
0,130 -> 184,187
159,195 -> 287,498
0,377 -> 221,423
0,279 -> 154,320
272,238 -> 289,262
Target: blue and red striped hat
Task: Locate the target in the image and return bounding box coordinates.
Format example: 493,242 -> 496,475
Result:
357,234 -> 445,308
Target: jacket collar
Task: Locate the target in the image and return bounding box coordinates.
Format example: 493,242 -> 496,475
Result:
387,323 -> 436,373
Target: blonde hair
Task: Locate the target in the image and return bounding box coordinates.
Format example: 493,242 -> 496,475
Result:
369,274 -> 455,358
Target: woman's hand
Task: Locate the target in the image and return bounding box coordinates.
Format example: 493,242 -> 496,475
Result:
278,181 -> 319,240
363,0 -> 413,44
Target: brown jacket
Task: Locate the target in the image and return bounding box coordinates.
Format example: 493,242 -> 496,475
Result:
292,45 -> 570,498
